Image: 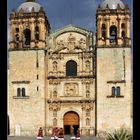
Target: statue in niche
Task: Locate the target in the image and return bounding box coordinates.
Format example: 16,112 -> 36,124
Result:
86,83 -> 90,90
67,33 -> 76,51
53,61 -> 57,71
86,91 -> 90,98
85,61 -> 90,70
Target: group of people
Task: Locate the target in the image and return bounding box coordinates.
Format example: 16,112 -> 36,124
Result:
51,127 -> 64,140
37,127 -> 80,140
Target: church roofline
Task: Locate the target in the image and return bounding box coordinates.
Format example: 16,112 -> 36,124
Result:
48,24 -> 95,41
50,24 -> 94,36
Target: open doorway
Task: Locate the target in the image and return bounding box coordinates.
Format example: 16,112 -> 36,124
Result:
63,111 -> 79,135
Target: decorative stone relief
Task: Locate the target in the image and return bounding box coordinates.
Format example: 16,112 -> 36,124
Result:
64,83 -> 78,96
49,80 -> 60,85
57,39 -> 65,48
81,103 -> 93,110
67,33 -> 76,51
49,102 -> 61,111
78,38 -> 86,44
86,83 -> 90,90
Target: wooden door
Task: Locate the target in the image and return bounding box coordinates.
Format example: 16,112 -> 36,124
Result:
64,112 -> 79,125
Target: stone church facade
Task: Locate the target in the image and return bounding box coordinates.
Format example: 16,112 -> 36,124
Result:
8,0 -> 132,136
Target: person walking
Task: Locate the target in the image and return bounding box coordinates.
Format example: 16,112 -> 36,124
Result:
37,127 -> 43,140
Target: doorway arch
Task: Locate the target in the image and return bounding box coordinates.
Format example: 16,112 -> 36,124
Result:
63,111 -> 79,135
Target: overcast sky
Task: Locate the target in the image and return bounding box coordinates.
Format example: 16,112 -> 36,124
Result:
7,0 -> 132,33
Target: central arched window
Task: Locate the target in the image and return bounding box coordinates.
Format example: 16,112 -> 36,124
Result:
110,25 -> 117,44
23,28 -> 31,46
66,60 -> 77,76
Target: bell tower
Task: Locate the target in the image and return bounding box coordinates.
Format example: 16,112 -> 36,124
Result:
95,0 -> 132,134
9,0 -> 50,49
96,0 -> 130,47
8,0 -> 51,136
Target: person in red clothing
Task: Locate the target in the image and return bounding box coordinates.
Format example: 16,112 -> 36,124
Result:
58,128 -> 64,140
76,128 -> 80,140
37,127 -> 43,140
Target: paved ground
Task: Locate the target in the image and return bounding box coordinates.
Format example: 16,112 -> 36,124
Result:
8,135 -> 105,140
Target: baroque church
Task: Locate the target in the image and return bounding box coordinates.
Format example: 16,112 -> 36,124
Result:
8,0 -> 132,136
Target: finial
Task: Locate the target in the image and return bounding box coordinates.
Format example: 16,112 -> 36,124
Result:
125,4 -> 129,9
97,4 -> 102,10
106,4 -> 109,9
117,4 -> 121,9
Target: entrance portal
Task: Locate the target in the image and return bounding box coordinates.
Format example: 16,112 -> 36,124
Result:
64,111 -> 79,135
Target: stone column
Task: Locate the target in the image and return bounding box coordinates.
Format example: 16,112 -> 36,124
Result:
125,17 -> 130,38
117,17 -> 122,45
30,22 -> 35,48
97,18 -> 102,46
125,16 -> 130,46
106,18 -> 110,46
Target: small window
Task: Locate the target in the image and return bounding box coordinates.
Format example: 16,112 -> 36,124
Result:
37,86 -> 39,91
37,75 -> 39,80
112,87 -> 115,96
36,62 -> 39,68
116,87 -> 120,96
22,88 -> 25,96
111,86 -> 121,97
17,88 -> 21,96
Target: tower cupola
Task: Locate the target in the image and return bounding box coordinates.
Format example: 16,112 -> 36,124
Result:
17,0 -> 41,13
101,0 -> 125,9
96,0 -> 131,47
9,0 -> 50,49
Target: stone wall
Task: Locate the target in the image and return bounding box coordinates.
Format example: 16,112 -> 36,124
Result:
96,47 -> 132,133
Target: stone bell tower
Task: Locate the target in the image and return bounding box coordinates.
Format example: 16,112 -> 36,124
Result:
96,0 -> 131,47
8,0 -> 51,136
9,0 -> 50,49
95,0 -> 132,134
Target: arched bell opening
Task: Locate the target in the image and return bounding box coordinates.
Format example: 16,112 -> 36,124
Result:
23,28 -> 31,47
110,25 -> 117,45
102,23 -> 106,40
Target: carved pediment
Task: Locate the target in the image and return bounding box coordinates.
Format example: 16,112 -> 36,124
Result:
54,32 -> 87,53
